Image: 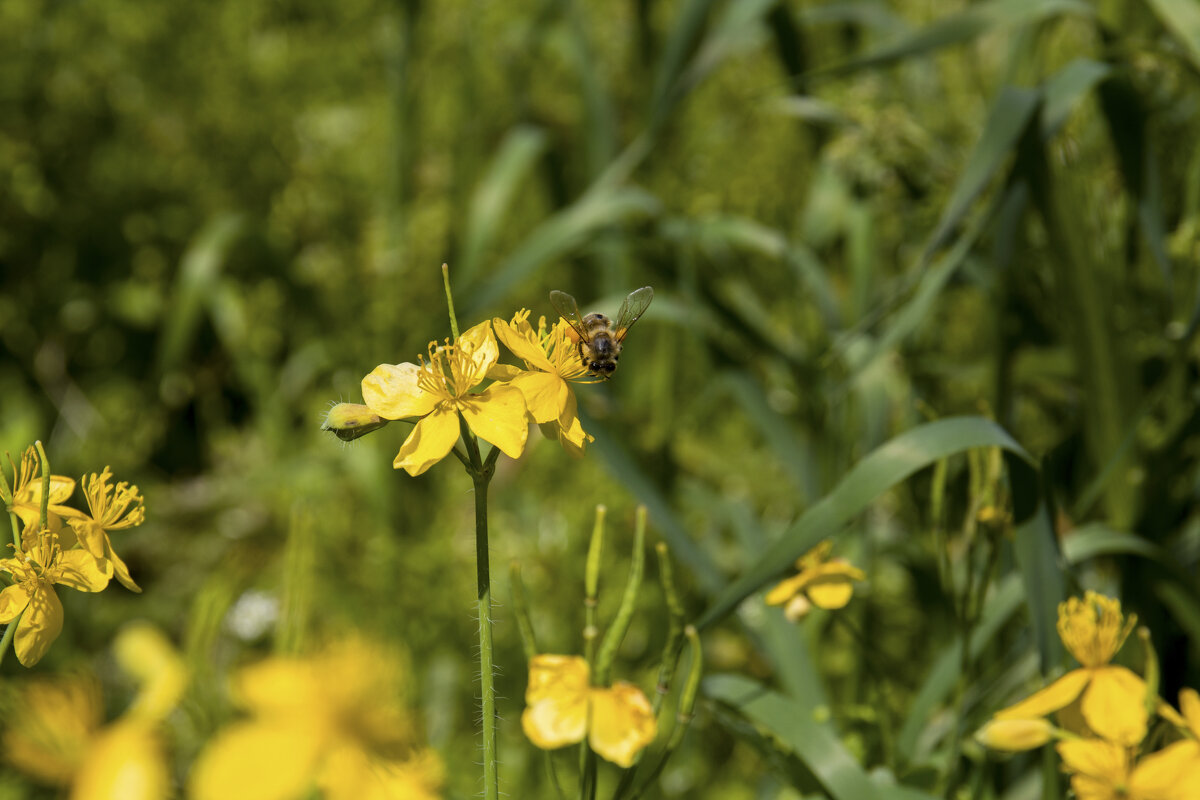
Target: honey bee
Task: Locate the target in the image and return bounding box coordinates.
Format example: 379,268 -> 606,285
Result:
550,286 -> 654,379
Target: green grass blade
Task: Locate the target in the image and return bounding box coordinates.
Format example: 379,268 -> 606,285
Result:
695,417 -> 1038,629
1060,523 -> 1166,564
459,126 -> 549,284
1145,0 -> 1200,73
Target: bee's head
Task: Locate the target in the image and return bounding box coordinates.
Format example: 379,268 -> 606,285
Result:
590,361 -> 617,378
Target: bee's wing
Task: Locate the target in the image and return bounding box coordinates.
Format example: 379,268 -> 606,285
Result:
549,290 -> 591,343
613,286 -> 654,342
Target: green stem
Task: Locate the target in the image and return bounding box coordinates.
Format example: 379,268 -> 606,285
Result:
442,263 -> 461,340
461,421 -> 498,800
35,441 -> 50,531
0,610 -> 20,667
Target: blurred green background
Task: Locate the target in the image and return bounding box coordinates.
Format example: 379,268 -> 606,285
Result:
3,0 -> 1200,797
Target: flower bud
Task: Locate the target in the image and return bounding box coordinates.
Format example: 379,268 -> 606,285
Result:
975,718 -> 1054,751
322,403 -> 388,442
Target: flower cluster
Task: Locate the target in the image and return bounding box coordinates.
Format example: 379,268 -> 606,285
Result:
0,445 -> 147,666
765,540 -> 865,622
190,636 -> 443,800
2,623 -> 186,800
329,310 -> 596,476
976,591 -> 1200,798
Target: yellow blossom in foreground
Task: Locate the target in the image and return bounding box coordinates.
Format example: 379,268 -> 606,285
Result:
66,467 -> 146,593
764,540 -> 865,621
1136,689 -> 1200,791
521,654 -> 656,768
2,624 -> 185,800
995,591 -> 1147,745
1056,739 -> 1200,800
190,637 -> 442,800
3,445 -> 85,530
492,310 -> 594,455
0,530 -> 109,666
361,320 -> 528,476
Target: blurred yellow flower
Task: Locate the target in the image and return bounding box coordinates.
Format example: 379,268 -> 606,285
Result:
190,637 -> 442,800
764,540 -> 865,622
521,654 -> 656,768
0,530 -> 109,666
1056,738 -> 1200,800
66,467 -> 146,593
2,623 -> 185,800
361,320 -> 528,476
995,592 -> 1147,745
493,310 -> 594,456
2,445 -> 85,530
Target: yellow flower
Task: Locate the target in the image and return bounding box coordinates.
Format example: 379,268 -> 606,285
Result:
2,445 -> 85,530
974,718 -> 1057,751
1056,739 -> 1200,800
190,637 -> 442,800
521,654 -> 657,768
492,310 -> 594,455
0,530 -> 109,666
2,624 -> 184,800
1133,689 -> 1200,793
361,320 -> 528,476
65,467 -> 145,593
764,540 -> 865,621
995,592 -> 1147,745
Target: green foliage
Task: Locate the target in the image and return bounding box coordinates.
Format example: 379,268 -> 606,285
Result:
3,0 -> 1200,796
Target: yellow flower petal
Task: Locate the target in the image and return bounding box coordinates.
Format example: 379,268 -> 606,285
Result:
394,408 -> 461,476
190,721 -> 325,800
1056,739 -> 1128,783
1081,665 -> 1149,746
493,317 -> 555,373
68,519 -> 108,559
1131,739 -> 1200,799
995,669 -> 1091,721
457,320 -> 501,386
3,675 -> 101,783
55,549 -> 112,593
522,655 -> 589,750
1181,688 -> 1200,737
115,623 -> 188,722
555,390 -> 592,456
765,573 -> 809,606
16,584 -> 64,667
362,363 -> 441,420
0,581 -> 33,622
975,718 -> 1055,751
807,580 -> 855,610
106,547 -> 141,593
459,385 -> 529,460
366,750 -> 445,800
589,682 -> 657,768
487,363 -> 523,381
233,658 -> 320,716
71,721 -> 169,800
797,540 -> 835,570
509,370 -> 567,424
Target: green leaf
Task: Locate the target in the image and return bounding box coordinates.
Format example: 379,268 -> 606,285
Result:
706,674 -> 940,800
896,574 -> 1025,764
695,417 -> 1038,629
461,186 -> 660,314
1060,523 -> 1166,564
1145,0 -> 1200,74
1041,59 -> 1112,139
459,126 -> 549,284
811,0 -> 1093,79
925,86 -> 1040,258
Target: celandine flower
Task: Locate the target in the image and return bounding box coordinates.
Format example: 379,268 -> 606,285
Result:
2,445 -> 85,530
521,654 -> 656,768
492,310 -> 594,456
994,591 -> 1148,745
190,637 -> 443,800
361,320 -> 528,476
764,540 -> 865,621
67,467 -> 145,593
0,530 -> 108,666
